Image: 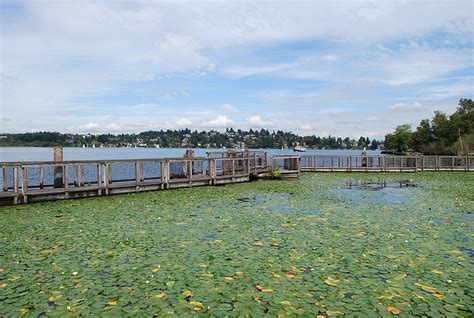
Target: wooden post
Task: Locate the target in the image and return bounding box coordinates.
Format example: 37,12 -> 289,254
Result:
54,147 -> 64,188
80,164 -> 85,186
74,164 -> 79,186
22,166 -> 28,203
2,166 -> 8,191
232,159 -> 235,180
97,163 -> 102,194
104,163 -> 110,194
13,167 -> 18,204
39,166 -> 44,189
108,164 -> 112,184
64,164 -> 69,198
209,159 -> 215,185
135,162 -> 140,189
349,156 -> 352,171
160,160 -> 166,189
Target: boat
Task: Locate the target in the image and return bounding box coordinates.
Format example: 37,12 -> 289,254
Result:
293,145 -> 307,152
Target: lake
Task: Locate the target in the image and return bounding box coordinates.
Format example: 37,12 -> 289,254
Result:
0,172 -> 472,316
0,147 -> 381,162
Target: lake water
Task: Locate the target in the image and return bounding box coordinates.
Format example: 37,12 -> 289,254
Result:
0,147 -> 381,162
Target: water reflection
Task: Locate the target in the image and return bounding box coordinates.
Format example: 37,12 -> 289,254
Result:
330,179 -> 419,205
346,180 -> 416,191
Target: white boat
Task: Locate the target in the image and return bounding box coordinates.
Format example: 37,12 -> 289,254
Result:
293,146 -> 307,152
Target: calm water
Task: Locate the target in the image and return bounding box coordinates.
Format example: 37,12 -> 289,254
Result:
0,147 -> 381,162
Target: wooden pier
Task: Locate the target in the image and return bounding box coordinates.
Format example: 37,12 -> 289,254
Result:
0,151 -> 300,205
300,154 -> 474,172
1,152 -> 472,205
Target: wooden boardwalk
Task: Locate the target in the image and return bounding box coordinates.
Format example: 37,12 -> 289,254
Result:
0,151 -> 300,205
1,152 -> 472,205
300,154 -> 474,172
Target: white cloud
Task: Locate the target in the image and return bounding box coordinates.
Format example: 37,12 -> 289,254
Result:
387,101 -> 425,111
105,123 -> 121,131
77,122 -> 99,131
1,0 -> 472,137
175,118 -> 192,127
203,115 -> 234,127
247,115 -> 272,126
300,123 -> 312,130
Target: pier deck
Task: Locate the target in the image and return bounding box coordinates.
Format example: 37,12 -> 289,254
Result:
1,153 -> 472,205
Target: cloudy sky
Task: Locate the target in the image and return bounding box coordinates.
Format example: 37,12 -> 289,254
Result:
1,0 -> 473,138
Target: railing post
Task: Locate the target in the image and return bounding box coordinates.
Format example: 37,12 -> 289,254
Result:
73,164 -> 78,187
135,162 -> 140,189
97,163 -> 102,194
80,164 -> 84,186
22,166 -> 27,203
232,159 -> 235,180
13,167 -> 18,204
349,156 -> 352,171
54,147 -> 64,188
163,160 -> 169,188
104,163 -> 110,195
64,164 -> 69,190
2,166 -> 8,192
210,159 -> 216,184
38,166 -> 44,189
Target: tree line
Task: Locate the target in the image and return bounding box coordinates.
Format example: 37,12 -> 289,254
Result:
0,128 -> 382,150
384,98 -> 474,155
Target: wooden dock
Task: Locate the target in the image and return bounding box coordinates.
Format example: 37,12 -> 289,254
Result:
1,152 -> 472,205
0,151 -> 300,205
300,154 -> 474,172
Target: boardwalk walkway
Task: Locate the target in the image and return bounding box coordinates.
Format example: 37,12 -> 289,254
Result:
1,152 -> 472,205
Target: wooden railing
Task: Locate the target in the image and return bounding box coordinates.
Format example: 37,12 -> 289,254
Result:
300,155 -> 474,172
3,153 -> 471,205
0,152 -> 274,205
272,155 -> 301,177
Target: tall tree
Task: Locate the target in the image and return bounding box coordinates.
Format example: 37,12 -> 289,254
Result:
384,124 -> 412,152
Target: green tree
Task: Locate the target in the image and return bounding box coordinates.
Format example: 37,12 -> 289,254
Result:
412,119 -> 432,153
384,124 -> 413,152
456,98 -> 473,115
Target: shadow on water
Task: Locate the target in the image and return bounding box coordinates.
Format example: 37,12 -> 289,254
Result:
236,193 -> 295,213
331,179 -> 419,205
237,193 -> 293,203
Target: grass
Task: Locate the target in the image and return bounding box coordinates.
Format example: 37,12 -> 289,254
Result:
0,172 -> 473,316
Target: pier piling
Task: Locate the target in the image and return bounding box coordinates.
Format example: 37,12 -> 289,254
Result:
53,147 -> 64,188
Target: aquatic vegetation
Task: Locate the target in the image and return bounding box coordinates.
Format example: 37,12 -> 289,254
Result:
0,172 -> 473,316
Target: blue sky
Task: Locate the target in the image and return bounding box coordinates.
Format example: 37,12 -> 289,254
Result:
1,0 -> 473,138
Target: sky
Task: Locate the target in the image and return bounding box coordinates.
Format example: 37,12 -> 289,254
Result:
0,0 -> 473,138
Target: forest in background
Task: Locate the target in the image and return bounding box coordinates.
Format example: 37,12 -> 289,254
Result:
0,129 -> 381,150
384,98 -> 473,155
